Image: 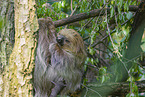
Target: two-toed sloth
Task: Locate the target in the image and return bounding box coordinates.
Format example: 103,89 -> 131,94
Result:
34,17 -> 87,97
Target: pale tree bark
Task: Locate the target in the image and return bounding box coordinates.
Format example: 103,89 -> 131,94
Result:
8,0 -> 38,96
0,0 -> 15,96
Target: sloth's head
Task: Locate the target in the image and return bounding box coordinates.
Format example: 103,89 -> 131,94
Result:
56,29 -> 86,56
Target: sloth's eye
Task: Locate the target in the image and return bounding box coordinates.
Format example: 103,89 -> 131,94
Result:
65,39 -> 70,43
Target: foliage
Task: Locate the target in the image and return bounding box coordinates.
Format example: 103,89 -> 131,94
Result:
35,0 -> 145,96
0,17 -> 3,31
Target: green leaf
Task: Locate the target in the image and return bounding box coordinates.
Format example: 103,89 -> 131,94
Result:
111,0 -> 115,5
126,12 -> 133,19
124,3 -> 129,11
110,5 -> 114,18
120,0 -> 123,7
0,17 -> 3,29
89,48 -> 95,55
101,76 -> 105,83
120,36 -> 126,42
126,93 -> 131,97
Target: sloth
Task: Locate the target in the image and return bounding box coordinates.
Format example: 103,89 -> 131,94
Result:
34,17 -> 87,97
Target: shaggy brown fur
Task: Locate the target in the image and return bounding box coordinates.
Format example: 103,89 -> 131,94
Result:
34,17 -> 87,97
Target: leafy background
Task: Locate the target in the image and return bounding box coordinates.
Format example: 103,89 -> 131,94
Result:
35,0 -> 145,96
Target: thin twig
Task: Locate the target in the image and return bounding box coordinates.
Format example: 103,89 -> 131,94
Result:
71,0 -> 73,12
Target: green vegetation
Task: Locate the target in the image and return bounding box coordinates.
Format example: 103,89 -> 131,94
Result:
35,0 -> 145,96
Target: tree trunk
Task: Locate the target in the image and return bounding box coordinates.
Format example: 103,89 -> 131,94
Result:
7,0 -> 38,96
0,0 -> 15,96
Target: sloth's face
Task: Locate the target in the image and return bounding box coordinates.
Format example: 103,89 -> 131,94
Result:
56,34 -> 70,46
56,29 -> 85,54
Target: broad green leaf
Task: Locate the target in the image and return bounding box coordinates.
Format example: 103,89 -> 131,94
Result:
126,12 -> 133,19
120,36 -> 126,42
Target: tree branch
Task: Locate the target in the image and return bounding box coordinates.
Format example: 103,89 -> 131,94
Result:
54,5 -> 138,27
109,81 -> 145,96
84,80 -> 145,96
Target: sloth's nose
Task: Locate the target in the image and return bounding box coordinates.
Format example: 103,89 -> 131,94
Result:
56,35 -> 64,46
